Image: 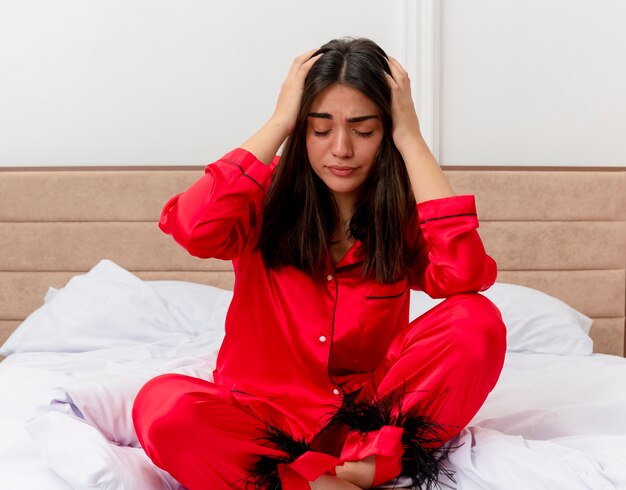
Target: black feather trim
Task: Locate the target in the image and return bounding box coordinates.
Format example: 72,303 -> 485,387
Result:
325,388 -> 400,433
325,387 -> 458,490
400,407 -> 457,490
246,423 -> 311,489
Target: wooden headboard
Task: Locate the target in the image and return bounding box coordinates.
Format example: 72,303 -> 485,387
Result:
1,164 -> 624,356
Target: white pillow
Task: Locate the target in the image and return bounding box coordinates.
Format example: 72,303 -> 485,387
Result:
483,283 -> 592,355
0,259 -> 218,356
2,260 -> 591,357
144,280 -> 232,337
410,283 -> 593,356
0,260 -> 233,357
43,277 -> 233,340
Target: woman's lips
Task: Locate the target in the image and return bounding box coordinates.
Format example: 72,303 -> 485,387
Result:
327,165 -> 357,177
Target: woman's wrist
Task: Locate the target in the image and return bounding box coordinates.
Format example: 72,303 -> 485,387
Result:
266,114 -> 294,143
394,132 -> 428,160
240,117 -> 292,165
398,134 -> 455,203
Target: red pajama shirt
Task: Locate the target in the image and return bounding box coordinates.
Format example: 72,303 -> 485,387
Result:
132,148 -> 506,489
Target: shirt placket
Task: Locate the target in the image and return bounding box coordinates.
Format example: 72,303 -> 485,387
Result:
323,268 -> 343,399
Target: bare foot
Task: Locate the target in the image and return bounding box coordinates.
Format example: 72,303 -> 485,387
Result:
310,473 -> 363,489
335,456 -> 376,489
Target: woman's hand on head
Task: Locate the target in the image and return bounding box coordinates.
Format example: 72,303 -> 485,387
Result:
271,49 -> 323,136
384,57 -> 454,202
385,57 -> 424,152
240,49 -> 321,165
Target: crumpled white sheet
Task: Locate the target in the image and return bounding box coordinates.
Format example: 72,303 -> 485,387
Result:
0,335 -> 219,490
448,427 -> 626,490
25,411 -> 180,490
455,352 -> 626,490
3,342 -> 626,489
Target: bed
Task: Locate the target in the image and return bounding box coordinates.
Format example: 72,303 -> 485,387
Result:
0,162 -> 624,489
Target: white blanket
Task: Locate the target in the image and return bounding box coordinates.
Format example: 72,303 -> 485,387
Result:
2,342 -> 626,489
0,260 -> 624,489
453,353 -> 626,489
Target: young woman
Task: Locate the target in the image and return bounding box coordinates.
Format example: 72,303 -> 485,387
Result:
132,38 -> 506,490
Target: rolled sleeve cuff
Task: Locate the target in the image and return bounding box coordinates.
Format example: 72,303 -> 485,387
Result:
340,426 -> 404,487
216,148 -> 275,191
416,194 -> 477,223
279,451 -> 341,488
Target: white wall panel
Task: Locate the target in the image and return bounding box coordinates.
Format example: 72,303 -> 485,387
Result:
0,0 -> 408,166
5,1 -> 623,168
440,0 -> 626,166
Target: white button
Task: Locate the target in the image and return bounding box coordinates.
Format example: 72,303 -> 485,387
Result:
333,388 -> 340,396
319,335 -> 327,343
326,274 -> 333,281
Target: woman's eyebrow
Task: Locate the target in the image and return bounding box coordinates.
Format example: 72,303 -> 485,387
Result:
307,113 -> 379,123
308,112 -> 332,119
348,115 -> 379,123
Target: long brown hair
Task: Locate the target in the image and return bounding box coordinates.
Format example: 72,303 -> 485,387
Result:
257,37 -> 415,283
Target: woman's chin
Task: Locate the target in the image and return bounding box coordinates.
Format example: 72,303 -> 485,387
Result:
322,177 -> 366,197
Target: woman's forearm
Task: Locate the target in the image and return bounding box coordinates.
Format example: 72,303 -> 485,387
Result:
398,135 -> 455,204
240,116 -> 291,165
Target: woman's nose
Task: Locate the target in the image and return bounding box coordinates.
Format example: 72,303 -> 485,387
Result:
331,129 -> 353,158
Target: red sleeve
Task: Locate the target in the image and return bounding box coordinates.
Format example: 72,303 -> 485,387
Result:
408,194 -> 497,298
158,148 -> 277,260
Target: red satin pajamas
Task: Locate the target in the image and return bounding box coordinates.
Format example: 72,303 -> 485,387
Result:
132,148 -> 506,489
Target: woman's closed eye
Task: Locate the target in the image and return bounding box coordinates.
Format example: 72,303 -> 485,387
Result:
312,129 -> 375,138
353,129 -> 374,138
313,129 -> 331,137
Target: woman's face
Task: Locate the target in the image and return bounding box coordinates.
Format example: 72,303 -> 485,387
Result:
305,84 -> 384,200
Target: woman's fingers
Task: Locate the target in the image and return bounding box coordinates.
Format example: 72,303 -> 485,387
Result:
297,52 -> 323,79
385,57 -> 411,99
283,49 -> 322,92
384,56 -> 422,147
298,48 -> 320,63
384,71 -> 398,90
287,49 -> 320,77
271,49 -> 323,135
386,56 -> 410,87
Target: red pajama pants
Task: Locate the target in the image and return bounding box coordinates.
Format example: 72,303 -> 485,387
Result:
132,293 -> 506,489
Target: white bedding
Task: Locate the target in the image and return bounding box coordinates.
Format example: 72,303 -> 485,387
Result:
1,260 -> 624,489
